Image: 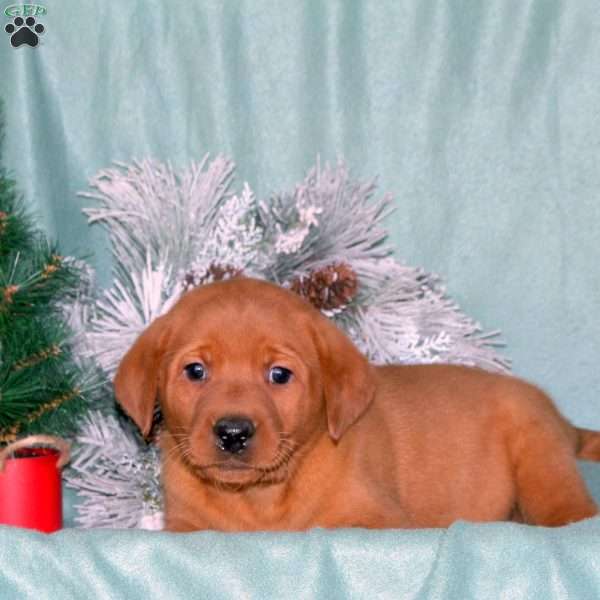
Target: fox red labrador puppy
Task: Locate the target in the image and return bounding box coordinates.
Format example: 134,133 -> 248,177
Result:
114,278 -> 600,531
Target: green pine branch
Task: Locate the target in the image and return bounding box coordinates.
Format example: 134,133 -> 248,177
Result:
0,114 -> 98,444
0,239 -> 80,322
0,186 -> 31,259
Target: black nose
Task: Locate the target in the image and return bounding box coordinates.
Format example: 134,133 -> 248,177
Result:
213,417 -> 255,454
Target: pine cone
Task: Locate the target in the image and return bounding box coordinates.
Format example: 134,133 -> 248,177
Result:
182,263 -> 243,291
289,263 -> 358,312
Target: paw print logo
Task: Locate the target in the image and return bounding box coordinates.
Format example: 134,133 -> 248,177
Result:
5,16 -> 44,47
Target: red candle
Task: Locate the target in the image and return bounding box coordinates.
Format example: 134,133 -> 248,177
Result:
0,436 -> 70,533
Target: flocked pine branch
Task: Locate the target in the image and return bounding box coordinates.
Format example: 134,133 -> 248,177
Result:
83,257 -> 179,377
258,161 -> 395,283
64,411 -> 162,529
81,155 -> 237,277
338,258 -> 510,371
80,158 -> 270,378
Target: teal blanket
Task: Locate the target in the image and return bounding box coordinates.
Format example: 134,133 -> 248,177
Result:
2,462 -> 600,599
3,522 -> 600,599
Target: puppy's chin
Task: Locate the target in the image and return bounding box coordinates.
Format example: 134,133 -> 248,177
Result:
197,462 -> 265,487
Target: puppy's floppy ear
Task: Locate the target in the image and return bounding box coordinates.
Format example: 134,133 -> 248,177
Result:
113,315 -> 171,437
312,314 -> 376,441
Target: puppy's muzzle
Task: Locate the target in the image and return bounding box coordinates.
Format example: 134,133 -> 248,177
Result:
213,416 -> 255,455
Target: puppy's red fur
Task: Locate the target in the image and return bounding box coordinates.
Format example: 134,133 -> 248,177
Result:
114,278 -> 600,531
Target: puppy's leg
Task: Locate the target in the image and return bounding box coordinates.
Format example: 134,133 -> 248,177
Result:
513,425 -> 598,526
165,518 -> 200,532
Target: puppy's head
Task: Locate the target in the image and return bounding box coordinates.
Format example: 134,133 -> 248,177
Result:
114,278 -> 375,487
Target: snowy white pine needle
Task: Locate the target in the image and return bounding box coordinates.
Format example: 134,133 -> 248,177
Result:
81,155 -> 237,277
64,411 -> 163,529
259,161 -> 394,282
84,257 -> 181,377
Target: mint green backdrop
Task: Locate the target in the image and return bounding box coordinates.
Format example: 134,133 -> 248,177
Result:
1,0 -> 599,429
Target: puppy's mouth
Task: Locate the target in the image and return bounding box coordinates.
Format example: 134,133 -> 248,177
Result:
199,462 -> 256,485
205,459 -> 252,471
185,437 -> 299,487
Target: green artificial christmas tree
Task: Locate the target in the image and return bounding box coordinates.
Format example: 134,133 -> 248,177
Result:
0,115 -> 94,444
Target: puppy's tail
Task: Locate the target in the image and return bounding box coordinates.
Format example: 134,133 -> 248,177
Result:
576,427 -> 600,461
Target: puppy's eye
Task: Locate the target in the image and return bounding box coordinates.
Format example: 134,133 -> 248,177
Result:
269,366 -> 293,385
184,362 -> 207,381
